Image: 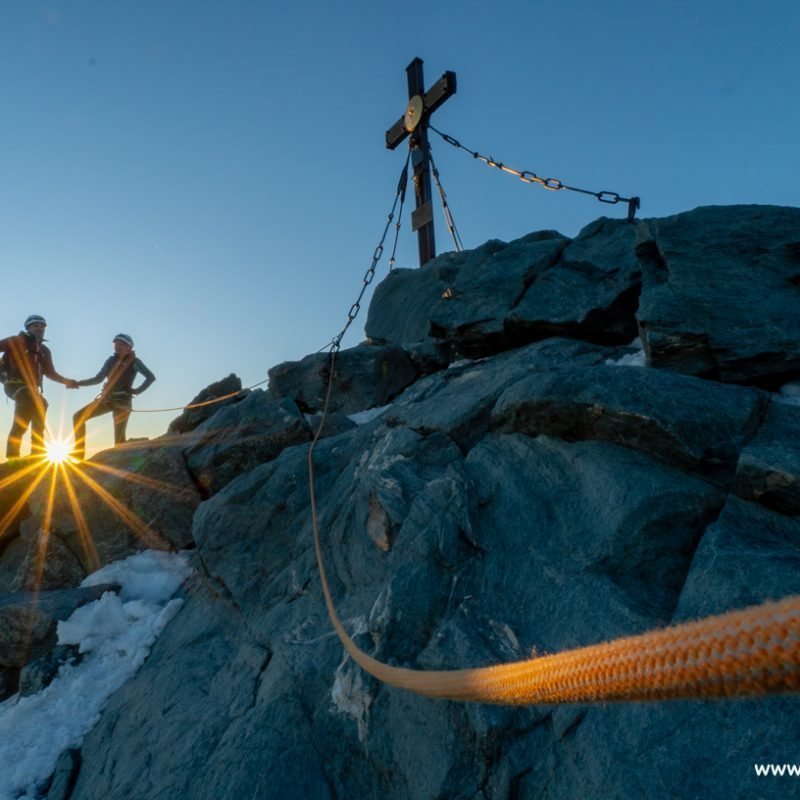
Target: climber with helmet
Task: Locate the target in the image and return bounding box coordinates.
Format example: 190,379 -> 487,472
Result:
0,315 -> 79,459
71,333 -> 156,460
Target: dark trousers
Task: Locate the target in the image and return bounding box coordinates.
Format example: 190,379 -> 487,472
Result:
5,384 -> 48,458
72,396 -> 132,459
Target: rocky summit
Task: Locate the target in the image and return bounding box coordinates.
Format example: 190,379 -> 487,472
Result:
1,204 -> 799,799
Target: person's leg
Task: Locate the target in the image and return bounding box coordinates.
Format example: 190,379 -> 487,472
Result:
7,388 -> 34,458
7,406 -> 29,458
112,404 -> 132,445
30,395 -> 49,456
72,399 -> 110,460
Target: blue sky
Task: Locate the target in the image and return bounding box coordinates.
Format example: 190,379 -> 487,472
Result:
2,0 -> 798,455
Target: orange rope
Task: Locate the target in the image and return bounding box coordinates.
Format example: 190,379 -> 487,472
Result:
307,352 -> 800,704
131,378 -> 268,414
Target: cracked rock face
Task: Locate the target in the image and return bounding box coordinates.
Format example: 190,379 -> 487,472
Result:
71,340 -> 800,799
3,205 -> 800,800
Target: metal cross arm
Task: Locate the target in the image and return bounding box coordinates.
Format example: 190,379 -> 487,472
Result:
384,57 -> 457,266
385,67 -> 457,150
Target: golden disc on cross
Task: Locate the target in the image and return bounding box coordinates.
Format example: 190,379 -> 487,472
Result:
404,95 -> 424,132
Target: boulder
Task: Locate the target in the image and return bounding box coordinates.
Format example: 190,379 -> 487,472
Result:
167,373 -> 245,434
68,385 -> 798,799
506,217 -> 641,347
66,577 -> 273,800
183,391 -> 311,496
12,445 -> 200,591
365,254 -> 463,344
385,337 -> 616,451
637,204 -> 800,386
674,495 -> 800,620
18,644 -> 81,696
0,460 -> 34,549
0,584 -> 116,670
268,342 -> 420,415
732,399 -> 800,518
367,222 -> 643,359
491,363 -> 768,482
427,231 -> 571,356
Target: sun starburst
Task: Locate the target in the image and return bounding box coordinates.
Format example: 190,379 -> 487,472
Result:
44,438 -> 75,464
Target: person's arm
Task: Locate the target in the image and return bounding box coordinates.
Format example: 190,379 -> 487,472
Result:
41,347 -> 79,388
75,357 -> 114,388
131,359 -> 156,395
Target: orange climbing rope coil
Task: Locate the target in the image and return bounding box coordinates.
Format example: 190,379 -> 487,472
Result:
308,348 -> 800,704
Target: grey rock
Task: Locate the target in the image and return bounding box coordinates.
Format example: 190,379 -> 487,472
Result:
400,337 -> 455,373
428,231 -> 570,356
537,697 -> 798,800
0,460 -> 33,549
68,576 -> 275,800
507,217 -> 641,346
733,399 -> 800,518
13,445 -> 200,591
537,498 -> 800,800
365,254 -> 462,344
0,665 -> 19,701
18,644 -> 81,696
183,391 -> 311,495
367,222 -> 643,360
674,496 -> 800,620
304,410 -> 357,440
385,337 -> 614,451
11,529 -> 85,593
34,206 -> 800,800
268,342 -> 419,415
167,373 -> 245,434
492,363 -> 768,482
637,204 -> 800,386
45,749 -> 82,800
0,534 -> 28,594
0,584 -> 116,668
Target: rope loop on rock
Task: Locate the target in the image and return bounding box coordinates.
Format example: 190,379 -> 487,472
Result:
130,377 -> 269,414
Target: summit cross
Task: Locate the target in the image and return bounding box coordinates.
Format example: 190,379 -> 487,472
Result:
385,57 -> 457,267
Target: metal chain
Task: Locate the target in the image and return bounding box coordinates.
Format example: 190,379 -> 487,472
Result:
427,141 -> 464,252
429,125 -> 640,222
329,152 -> 411,353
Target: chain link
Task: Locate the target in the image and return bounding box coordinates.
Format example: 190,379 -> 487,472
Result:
329,152 -> 411,353
430,126 -> 640,221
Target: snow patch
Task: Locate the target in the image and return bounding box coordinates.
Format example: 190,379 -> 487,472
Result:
776,381 -> 800,407
347,404 -> 391,425
605,338 -> 646,368
331,659 -> 373,744
0,550 -> 190,800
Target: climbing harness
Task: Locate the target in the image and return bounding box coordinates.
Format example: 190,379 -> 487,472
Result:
429,124 -> 641,223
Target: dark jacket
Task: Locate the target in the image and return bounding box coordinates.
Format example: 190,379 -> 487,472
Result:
0,331 -> 70,391
77,352 -> 156,398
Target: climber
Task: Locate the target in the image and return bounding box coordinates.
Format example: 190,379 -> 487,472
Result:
0,315 -> 79,459
71,333 -> 155,460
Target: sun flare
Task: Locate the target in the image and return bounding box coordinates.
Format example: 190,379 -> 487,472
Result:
45,438 -> 74,464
